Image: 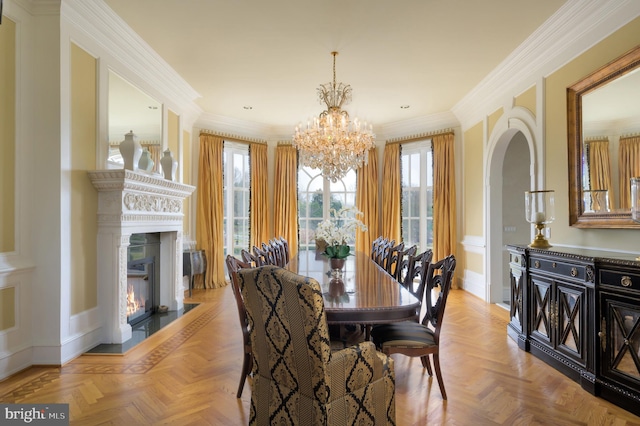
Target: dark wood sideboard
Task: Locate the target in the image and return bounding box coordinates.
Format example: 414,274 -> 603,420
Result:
507,245 -> 640,416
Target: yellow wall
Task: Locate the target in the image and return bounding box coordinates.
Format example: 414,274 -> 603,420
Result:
487,108 -> 503,142
515,85 -> 536,116
183,129 -> 192,237
545,17 -> 640,251
0,18 -> 16,253
463,122 -> 484,237
0,287 -> 15,331
70,44 -> 98,314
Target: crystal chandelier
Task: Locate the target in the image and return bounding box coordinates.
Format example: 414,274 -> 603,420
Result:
293,52 -> 376,182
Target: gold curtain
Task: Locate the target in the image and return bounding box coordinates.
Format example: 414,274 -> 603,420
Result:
196,134 -> 226,288
356,147 -> 379,254
587,139 -> 614,209
274,145 -> 299,257
619,136 -> 640,209
432,133 -> 457,268
145,144 -> 162,173
381,144 -> 401,243
250,143 -> 270,248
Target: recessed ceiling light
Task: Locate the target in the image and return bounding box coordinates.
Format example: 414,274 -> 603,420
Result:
148,106 -> 158,110
400,105 -> 410,109
243,106 -> 253,110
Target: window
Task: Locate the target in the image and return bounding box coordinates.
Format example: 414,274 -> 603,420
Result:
401,141 -> 433,251
298,166 -> 357,251
223,142 -> 250,257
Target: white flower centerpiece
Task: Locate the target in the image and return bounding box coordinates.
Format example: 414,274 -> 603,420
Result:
315,207 -> 367,269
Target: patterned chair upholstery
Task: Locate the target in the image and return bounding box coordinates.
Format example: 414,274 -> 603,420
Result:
238,265 -> 396,425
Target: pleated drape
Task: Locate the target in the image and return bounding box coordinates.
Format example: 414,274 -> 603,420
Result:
196,134 -> 227,288
381,144 -> 401,243
274,145 -> 299,257
356,147 -> 379,254
249,143 -> 270,248
432,133 -> 457,269
587,139 -> 614,209
619,136 -> 640,209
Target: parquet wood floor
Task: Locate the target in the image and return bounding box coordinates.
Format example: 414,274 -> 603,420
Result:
1,285 -> 640,425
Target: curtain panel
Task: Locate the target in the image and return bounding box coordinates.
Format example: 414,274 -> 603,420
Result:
619,136 -> 640,209
196,134 -> 227,288
587,139 -> 614,209
432,133 -> 457,269
274,145 -> 299,257
356,147 -> 379,253
249,143 -> 270,248
381,144 -> 402,243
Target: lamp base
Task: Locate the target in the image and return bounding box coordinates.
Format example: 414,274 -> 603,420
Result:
529,224 -> 552,249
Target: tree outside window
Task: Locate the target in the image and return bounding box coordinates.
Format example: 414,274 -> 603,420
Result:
401,141 -> 433,251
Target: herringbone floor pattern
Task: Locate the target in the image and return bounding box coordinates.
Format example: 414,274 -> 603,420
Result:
1,286 -> 639,425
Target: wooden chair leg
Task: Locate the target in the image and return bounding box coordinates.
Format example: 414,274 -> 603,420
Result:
433,353 -> 447,400
421,354 -> 433,376
237,350 -> 252,398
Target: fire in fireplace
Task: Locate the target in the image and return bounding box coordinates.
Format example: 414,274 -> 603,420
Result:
127,234 -> 160,326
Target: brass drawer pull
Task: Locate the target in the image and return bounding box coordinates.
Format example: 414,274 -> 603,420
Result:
513,256 -> 519,264
534,261 -> 540,268
552,262 -> 557,268
621,276 -> 633,287
571,267 -> 578,277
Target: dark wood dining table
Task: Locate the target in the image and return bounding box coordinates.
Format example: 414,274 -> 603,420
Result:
285,250 -> 421,325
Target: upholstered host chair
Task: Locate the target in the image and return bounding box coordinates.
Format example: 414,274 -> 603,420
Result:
238,265 -> 396,425
371,255 -> 456,400
225,255 -> 254,398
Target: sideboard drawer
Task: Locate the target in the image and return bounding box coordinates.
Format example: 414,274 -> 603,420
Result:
529,256 -> 586,281
600,269 -> 640,292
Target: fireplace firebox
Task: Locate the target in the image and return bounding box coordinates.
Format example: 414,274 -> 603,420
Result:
127,234 -> 160,326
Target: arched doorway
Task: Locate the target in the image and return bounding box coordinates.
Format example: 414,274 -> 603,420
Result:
486,126 -> 536,305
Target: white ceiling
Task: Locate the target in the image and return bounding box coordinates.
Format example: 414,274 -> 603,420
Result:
103,0 -> 568,135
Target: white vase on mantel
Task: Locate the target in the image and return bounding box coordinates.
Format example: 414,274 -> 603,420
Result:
119,130 -> 142,171
160,149 -> 178,181
138,149 -> 154,172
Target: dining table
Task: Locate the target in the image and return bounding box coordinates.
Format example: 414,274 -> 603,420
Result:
285,249 -> 421,325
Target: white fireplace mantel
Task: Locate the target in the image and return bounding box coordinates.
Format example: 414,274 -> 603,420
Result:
88,169 -> 195,343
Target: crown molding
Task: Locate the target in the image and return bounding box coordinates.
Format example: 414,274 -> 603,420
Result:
195,112 -> 279,142
10,0 -> 60,15
452,0 -> 640,130
62,0 -> 201,116
378,111 -> 460,141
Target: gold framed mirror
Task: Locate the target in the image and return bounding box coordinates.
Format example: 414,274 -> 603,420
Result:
568,45 -> 640,228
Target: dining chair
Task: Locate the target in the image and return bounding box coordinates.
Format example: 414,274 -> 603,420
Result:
374,238 -> 394,267
384,241 -> 405,277
278,236 -> 290,264
241,248 -> 263,267
393,244 -> 418,282
371,255 -> 456,400
225,254 -> 254,398
370,236 -> 383,260
238,265 -> 396,425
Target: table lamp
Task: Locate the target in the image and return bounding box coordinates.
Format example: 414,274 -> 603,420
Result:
631,177 -> 640,260
525,190 -> 555,249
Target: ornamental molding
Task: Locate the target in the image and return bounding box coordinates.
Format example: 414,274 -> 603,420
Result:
97,214 -> 184,224
88,169 -> 195,199
123,193 -> 182,213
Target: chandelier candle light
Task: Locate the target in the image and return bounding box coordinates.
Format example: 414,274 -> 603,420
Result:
293,52 -> 376,182
525,190 -> 555,249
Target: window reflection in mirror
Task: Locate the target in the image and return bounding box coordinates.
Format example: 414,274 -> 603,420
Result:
582,67 -> 640,212
108,71 -> 162,171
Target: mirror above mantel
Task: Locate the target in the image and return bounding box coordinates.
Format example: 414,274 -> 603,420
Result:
107,70 -> 162,172
568,45 -> 640,228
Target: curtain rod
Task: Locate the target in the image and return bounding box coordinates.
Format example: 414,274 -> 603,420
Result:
199,129 -> 267,145
584,136 -> 609,143
621,132 -> 640,139
385,128 -> 454,145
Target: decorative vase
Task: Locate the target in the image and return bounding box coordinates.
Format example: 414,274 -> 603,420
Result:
119,131 -> 142,171
160,149 -> 178,180
138,149 -> 154,172
329,276 -> 345,298
330,257 -> 345,271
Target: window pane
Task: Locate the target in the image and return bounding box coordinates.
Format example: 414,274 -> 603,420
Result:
410,190 -> 420,217
309,192 -> 324,217
308,174 -> 324,192
298,193 -> 308,217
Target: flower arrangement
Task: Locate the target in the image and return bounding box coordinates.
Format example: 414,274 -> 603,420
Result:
315,207 -> 367,259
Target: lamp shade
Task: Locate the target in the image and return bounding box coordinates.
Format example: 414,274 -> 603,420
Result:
525,190 -> 555,225
632,177 -> 640,223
